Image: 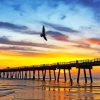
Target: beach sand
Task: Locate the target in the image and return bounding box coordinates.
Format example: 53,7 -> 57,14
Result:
0,78 -> 100,100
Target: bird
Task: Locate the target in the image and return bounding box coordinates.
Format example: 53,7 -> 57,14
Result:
40,25 -> 47,41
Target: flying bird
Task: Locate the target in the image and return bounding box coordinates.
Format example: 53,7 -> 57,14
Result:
40,25 -> 47,41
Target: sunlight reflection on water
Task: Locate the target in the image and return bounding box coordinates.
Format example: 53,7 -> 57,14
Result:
0,79 -> 99,100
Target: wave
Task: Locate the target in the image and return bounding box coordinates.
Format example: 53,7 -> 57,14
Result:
15,98 -> 42,100
24,85 -> 100,89
43,85 -> 100,88
0,84 -> 27,87
0,88 -> 13,91
1,84 -> 100,89
0,90 -> 15,97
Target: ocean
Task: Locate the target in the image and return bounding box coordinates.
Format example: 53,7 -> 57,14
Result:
0,73 -> 100,100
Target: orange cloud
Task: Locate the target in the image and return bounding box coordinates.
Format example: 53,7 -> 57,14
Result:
52,34 -> 68,41
85,38 -> 100,44
78,38 -> 100,45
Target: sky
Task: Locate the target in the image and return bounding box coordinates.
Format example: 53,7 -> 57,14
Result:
0,0 -> 100,68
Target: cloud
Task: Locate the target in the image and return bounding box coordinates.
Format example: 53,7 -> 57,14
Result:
74,38 -> 100,50
24,30 -> 69,42
46,31 -> 68,41
0,21 -> 40,34
79,0 -> 100,9
11,4 -> 25,16
25,30 -> 69,41
0,46 -> 49,56
0,0 -> 100,23
79,0 -> 100,20
0,36 -> 62,49
18,51 -> 47,57
0,22 -> 39,36
85,38 -> 100,45
73,43 -> 90,49
60,15 -> 66,20
42,21 -> 79,33
0,46 -> 31,51
53,34 -> 68,41
0,21 -> 69,42
80,38 -> 100,45
0,36 -> 9,43
0,21 -> 28,31
11,4 -> 22,12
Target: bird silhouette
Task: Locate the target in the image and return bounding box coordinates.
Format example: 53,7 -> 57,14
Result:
40,25 -> 47,41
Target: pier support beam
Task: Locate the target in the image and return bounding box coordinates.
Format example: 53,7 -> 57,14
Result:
17,71 -> 20,79
49,70 -> 51,81
38,70 -> 40,80
0,72 -> 1,78
83,68 -> 87,83
11,72 -> 13,79
43,70 -> 46,81
89,69 -> 93,83
15,72 -> 17,79
77,68 -> 80,83
42,70 -> 43,78
68,69 -> 72,83
19,71 -> 21,79
64,69 -> 66,82
9,72 -> 11,78
17,71 -> 19,79
25,71 -> 27,79
54,70 -> 56,81
57,69 -> 60,82
3,72 -> 5,78
33,70 -> 35,80
7,72 -> 9,78
18,71 -> 20,79
29,71 -> 31,79
10,72 -> 14,79
21,71 -> 23,79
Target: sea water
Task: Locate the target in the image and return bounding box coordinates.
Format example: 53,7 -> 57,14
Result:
0,72 -> 99,100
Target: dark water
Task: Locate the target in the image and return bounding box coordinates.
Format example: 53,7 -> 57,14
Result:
0,78 -> 100,100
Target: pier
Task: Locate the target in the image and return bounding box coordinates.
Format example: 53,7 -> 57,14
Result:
0,58 -> 100,83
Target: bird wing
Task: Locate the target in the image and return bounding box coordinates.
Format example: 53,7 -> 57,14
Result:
43,35 -> 47,41
42,26 -> 45,35
40,34 -> 42,37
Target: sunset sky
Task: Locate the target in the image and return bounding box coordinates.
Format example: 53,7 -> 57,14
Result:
0,0 -> 100,68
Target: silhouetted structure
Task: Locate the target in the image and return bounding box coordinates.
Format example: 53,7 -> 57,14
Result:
0,58 -> 100,83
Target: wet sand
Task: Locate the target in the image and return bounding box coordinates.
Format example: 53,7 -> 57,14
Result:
0,79 -> 100,100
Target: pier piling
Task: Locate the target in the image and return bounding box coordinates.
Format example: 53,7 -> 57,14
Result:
33,70 -> 35,80
49,70 -> 51,81
57,69 -> 60,82
89,68 -> 93,83
83,68 -> 87,83
38,70 -> 40,80
77,68 -> 80,83
68,69 -> 72,83
64,69 -> 66,82
54,70 -> 56,81
43,70 -> 46,81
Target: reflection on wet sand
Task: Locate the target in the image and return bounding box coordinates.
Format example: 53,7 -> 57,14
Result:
42,84 -> 95,100
0,79 -> 99,100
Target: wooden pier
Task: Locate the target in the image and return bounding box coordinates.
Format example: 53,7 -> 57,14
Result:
0,58 -> 100,83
